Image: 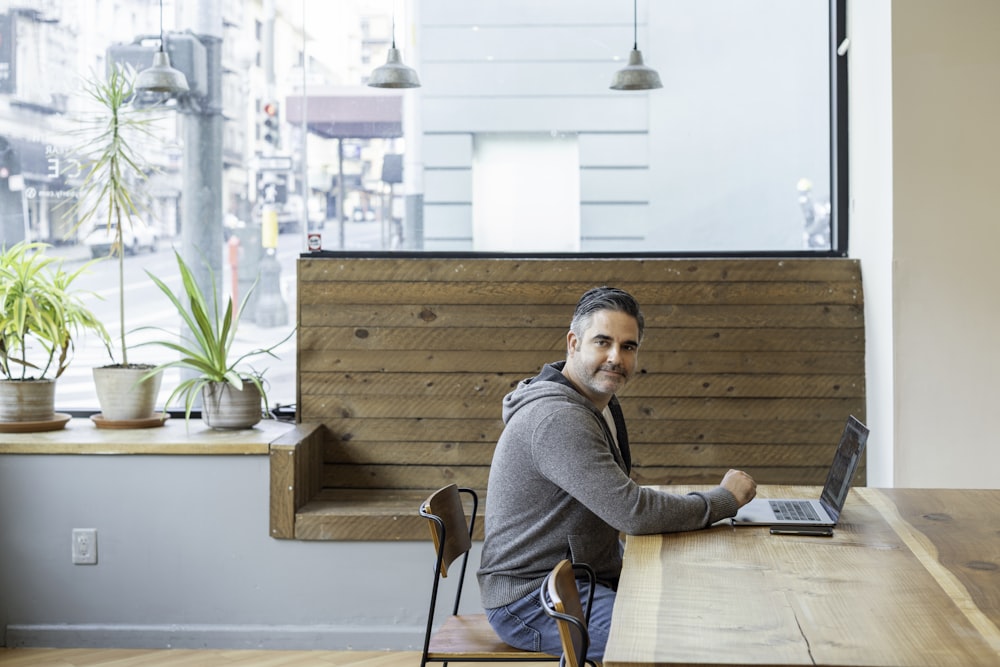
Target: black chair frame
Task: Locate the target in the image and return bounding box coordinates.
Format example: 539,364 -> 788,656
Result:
419,485 -> 559,667
539,560 -> 600,667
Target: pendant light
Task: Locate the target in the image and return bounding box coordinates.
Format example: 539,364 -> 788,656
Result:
610,0 -> 662,91
135,0 -> 190,95
368,10 -> 421,89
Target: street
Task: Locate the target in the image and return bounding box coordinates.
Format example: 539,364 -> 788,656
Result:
46,220 -> 383,415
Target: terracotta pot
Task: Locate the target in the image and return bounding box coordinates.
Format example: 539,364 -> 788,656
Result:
201,380 -> 262,429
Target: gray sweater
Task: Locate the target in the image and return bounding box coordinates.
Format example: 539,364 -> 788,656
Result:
477,361 -> 740,608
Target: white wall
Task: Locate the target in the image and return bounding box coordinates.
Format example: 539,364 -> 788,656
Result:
889,0 -> 1000,488
853,0 -> 1000,489
848,1 -> 895,486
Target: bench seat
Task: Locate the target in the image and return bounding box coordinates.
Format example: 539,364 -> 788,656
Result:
271,256 -> 866,541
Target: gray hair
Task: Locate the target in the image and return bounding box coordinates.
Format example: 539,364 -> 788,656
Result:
569,286 -> 645,343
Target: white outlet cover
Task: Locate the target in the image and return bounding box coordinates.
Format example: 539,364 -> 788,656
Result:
72,528 -> 98,565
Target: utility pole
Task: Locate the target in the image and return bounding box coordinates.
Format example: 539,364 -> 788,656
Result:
109,2 -> 223,302
178,0 -> 223,304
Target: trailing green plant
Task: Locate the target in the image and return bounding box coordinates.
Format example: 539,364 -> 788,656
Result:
61,63 -> 165,367
138,250 -> 293,421
0,241 -> 111,381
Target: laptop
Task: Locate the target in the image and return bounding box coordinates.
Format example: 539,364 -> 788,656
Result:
732,415 -> 869,526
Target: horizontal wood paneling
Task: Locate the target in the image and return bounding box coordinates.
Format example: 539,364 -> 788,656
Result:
298,302 -> 864,329
299,394 -> 859,421
293,257 -> 865,539
318,463 -> 839,492
300,372 -> 862,400
300,281 -> 860,306
311,418 -> 860,446
298,326 -> 862,353
298,257 -> 862,283
300,349 -> 864,375
322,441 -> 846,468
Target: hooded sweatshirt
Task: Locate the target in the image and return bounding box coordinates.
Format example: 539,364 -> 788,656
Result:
477,361 -> 740,608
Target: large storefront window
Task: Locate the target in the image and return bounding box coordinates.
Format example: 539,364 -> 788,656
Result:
0,0 -> 845,413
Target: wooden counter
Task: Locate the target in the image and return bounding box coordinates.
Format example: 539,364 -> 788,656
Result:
605,485 -> 1000,666
0,417 -> 295,455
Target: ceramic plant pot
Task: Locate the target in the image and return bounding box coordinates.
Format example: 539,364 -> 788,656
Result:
0,378 -> 56,423
92,365 -> 163,422
201,380 -> 262,429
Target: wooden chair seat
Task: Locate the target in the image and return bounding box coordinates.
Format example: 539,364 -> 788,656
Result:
427,613 -> 555,660
419,484 -> 559,667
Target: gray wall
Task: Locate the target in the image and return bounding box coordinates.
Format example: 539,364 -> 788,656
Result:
0,452 -> 482,649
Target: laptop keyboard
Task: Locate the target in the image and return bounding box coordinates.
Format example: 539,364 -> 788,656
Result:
769,500 -> 822,522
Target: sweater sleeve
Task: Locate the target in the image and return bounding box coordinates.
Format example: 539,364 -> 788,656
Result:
531,403 -> 740,534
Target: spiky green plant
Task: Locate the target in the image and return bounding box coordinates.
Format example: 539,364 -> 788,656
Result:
138,250 -> 293,422
62,63 -> 164,367
0,241 -> 111,380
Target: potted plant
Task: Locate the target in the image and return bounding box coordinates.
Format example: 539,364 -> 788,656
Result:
0,241 -> 111,431
139,250 -> 292,429
62,63 -> 167,425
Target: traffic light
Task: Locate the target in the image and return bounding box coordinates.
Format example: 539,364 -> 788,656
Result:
260,100 -> 280,148
0,138 -> 14,180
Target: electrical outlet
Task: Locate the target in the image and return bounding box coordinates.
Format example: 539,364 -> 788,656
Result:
72,528 -> 98,565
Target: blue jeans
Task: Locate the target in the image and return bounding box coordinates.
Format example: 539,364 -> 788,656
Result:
486,579 -> 616,663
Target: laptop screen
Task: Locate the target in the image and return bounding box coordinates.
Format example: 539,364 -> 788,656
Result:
819,416 -> 869,520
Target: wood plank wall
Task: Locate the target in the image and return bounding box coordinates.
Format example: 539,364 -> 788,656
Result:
297,257 -> 865,498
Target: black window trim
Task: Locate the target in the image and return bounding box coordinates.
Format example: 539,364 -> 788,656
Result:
832,0 -> 849,256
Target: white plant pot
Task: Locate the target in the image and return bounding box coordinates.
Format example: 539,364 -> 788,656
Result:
201,380 -> 262,430
93,365 -> 162,421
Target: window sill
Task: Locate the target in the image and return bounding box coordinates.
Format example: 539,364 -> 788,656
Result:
0,417 -> 296,455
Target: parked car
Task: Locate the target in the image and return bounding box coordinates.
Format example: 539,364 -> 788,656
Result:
84,217 -> 159,259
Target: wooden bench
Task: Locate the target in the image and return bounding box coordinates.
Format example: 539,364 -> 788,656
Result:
270,256 -> 865,540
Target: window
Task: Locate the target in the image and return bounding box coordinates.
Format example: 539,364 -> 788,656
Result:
0,0 -> 845,414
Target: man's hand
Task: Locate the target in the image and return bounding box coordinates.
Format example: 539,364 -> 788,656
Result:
720,469 -> 757,506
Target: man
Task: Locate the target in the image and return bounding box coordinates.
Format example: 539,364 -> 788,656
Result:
478,286 -> 757,662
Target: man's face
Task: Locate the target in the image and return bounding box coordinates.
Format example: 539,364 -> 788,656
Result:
563,309 -> 640,408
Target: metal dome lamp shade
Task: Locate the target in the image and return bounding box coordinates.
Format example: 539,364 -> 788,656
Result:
135,0 -> 189,95
610,0 -> 662,91
368,13 -> 421,89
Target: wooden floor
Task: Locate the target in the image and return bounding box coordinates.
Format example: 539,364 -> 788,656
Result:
0,649 -> 557,667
